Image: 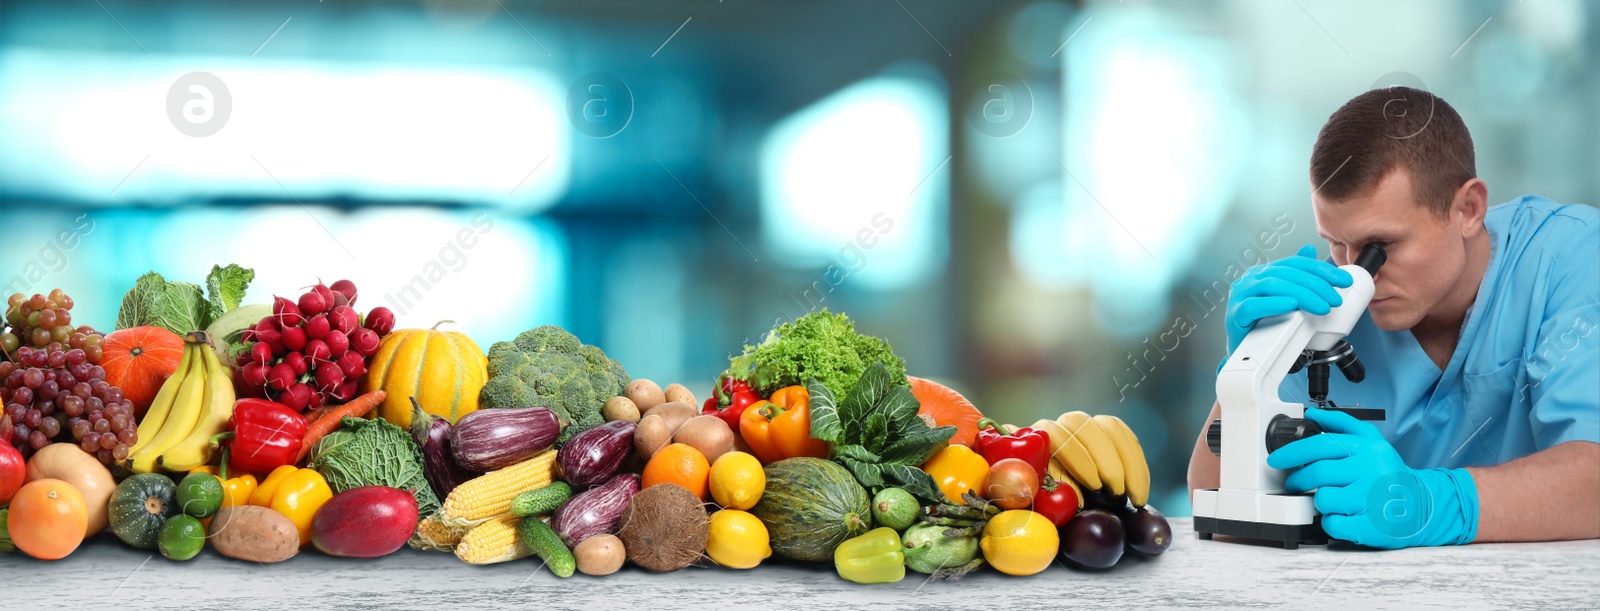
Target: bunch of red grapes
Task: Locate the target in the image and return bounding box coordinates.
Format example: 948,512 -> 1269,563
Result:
3,290 -> 133,466
235,279 -> 395,412
2,289 -> 105,364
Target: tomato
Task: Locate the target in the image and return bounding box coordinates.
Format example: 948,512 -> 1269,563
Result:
1033,475 -> 1079,526
981,458 -> 1039,510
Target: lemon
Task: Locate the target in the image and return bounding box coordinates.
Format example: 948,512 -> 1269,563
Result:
706,509 -> 772,569
980,510 -> 1060,576
709,451 -> 766,510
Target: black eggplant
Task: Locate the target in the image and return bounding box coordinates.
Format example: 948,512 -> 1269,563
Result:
408,397 -> 481,499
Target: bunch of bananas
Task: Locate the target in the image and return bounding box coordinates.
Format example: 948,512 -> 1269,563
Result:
1030,411 -> 1151,511
125,331 -> 236,474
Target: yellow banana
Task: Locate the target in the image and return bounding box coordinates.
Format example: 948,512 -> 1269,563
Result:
1094,414 -> 1151,507
127,343 -> 207,474
157,336 -> 238,472
1058,411 -> 1124,497
1047,457 -> 1085,510
129,344 -> 192,456
1033,419 -> 1101,490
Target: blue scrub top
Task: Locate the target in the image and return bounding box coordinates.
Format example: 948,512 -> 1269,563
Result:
1278,196 -> 1600,469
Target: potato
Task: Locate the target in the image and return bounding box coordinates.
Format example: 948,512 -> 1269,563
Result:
603,396 -> 641,423
625,379 -> 666,410
663,383 -> 696,407
209,506 -> 299,563
634,415 -> 675,460
575,534 -> 626,576
673,415 -> 735,464
642,401 -> 696,434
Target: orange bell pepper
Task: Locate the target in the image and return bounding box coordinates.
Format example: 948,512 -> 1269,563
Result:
768,386 -> 829,460
740,400 -> 782,464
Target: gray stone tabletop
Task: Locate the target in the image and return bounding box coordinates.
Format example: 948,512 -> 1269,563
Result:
4,518 -> 1595,610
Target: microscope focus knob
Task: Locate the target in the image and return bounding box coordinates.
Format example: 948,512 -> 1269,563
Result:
1206,420 -> 1222,456
1265,414 -> 1324,454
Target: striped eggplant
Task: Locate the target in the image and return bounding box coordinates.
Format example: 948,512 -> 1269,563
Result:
552,473 -> 639,548
555,420 -> 636,487
449,406 -> 562,471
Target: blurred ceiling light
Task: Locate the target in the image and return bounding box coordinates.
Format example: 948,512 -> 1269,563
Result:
0,49 -> 569,210
1053,8 -> 1247,336
760,73 -> 949,290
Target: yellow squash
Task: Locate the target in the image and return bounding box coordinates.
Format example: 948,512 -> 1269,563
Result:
363,322 -> 488,429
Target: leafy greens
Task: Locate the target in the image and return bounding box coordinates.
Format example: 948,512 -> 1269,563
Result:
308,416 -> 441,516
808,361 -> 955,503
115,264 -> 255,334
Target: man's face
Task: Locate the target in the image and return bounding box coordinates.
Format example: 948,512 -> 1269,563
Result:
1312,168 -> 1467,331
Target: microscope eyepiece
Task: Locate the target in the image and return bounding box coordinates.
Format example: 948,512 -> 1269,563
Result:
1354,243 -> 1386,276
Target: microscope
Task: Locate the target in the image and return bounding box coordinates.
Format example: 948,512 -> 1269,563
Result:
1192,243 -> 1387,549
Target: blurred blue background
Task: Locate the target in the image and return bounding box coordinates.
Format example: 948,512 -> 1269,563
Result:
3,0 -> 1597,516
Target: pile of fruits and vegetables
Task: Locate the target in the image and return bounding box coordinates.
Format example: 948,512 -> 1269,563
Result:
2,278 -> 1173,582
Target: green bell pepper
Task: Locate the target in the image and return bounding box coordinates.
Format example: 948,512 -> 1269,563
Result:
834,527 -> 906,584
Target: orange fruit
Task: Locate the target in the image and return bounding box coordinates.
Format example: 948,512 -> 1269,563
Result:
642,443 -> 710,500
8,478 -> 88,560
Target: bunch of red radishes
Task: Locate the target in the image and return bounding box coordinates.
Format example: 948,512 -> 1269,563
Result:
234,279 -> 395,411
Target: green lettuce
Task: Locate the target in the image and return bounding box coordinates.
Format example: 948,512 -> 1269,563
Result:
115,264 -> 255,334
727,310 -> 907,399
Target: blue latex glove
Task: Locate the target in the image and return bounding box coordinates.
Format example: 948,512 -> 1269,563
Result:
1267,407 -> 1480,549
1222,244 -> 1354,365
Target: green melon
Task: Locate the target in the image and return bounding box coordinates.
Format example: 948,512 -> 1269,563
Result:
109,473 -> 178,550
749,457 -> 872,562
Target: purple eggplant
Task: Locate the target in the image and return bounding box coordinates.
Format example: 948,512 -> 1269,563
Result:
556,420 -> 636,487
408,397 -> 482,499
552,473 -> 639,547
450,406 -> 563,471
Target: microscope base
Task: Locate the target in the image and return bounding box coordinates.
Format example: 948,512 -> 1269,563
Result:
1191,488 -> 1329,549
1193,515 -> 1328,550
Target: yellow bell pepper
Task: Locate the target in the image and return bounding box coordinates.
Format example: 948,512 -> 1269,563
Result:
250,464 -> 300,507
267,468 -> 333,547
921,445 -> 989,505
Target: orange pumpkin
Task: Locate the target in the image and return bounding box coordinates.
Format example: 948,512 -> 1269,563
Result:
910,376 -> 985,447
101,326 -> 185,416
7,478 -> 88,560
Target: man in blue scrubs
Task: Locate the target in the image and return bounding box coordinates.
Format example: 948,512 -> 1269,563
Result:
1188,87 -> 1599,548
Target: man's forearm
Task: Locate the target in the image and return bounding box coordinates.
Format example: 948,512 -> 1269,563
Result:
1466,440 -> 1600,543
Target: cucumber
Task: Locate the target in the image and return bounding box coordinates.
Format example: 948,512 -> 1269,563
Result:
516,517 -> 576,578
511,482 -> 573,517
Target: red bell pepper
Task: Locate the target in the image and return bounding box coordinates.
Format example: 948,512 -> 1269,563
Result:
217,398 -> 308,473
704,375 -> 759,430
973,418 -> 1050,481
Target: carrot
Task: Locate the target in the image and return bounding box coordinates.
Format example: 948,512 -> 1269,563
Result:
296,390 -> 387,463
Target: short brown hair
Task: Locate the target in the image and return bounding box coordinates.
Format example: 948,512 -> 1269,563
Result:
1310,86 -> 1476,217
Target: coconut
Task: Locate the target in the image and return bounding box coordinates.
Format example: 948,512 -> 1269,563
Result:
617,483 -> 709,572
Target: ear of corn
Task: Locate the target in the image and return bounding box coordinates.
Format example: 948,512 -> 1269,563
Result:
410,512 -> 469,552
439,450 -> 558,528
455,513 -> 532,565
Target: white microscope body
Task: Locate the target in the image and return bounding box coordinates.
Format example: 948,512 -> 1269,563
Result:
1192,244 -> 1386,549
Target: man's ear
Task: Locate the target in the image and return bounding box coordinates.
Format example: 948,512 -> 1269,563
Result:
1452,178 -> 1489,238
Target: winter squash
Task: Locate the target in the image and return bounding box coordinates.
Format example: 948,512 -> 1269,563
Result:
909,376 -> 984,447
101,326 -> 185,416
364,321 -> 488,429
749,457 -> 871,562
108,473 -> 178,550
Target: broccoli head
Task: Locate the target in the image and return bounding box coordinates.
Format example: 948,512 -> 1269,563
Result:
480,325 -> 629,443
